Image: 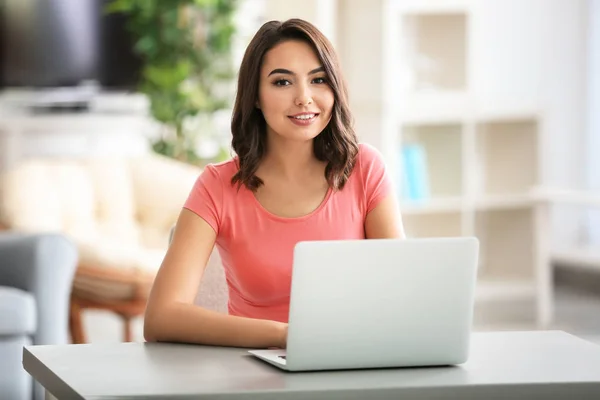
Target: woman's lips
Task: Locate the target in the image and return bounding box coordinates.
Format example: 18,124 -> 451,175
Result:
288,113 -> 319,126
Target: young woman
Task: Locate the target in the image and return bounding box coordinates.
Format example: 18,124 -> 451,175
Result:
144,18 -> 405,349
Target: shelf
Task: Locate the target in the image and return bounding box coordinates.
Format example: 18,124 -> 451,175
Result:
475,208 -> 535,281
381,0 -> 557,326
392,0 -> 472,15
475,119 -> 538,196
475,280 -> 536,303
401,90 -> 471,125
399,123 -> 463,200
474,194 -> 537,211
400,196 -> 464,215
402,211 -> 462,238
399,194 -> 539,216
399,12 -> 468,92
538,188 -> 600,208
474,104 -> 541,123
0,113 -> 153,134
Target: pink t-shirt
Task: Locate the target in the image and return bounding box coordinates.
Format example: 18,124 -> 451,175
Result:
183,143 -> 392,323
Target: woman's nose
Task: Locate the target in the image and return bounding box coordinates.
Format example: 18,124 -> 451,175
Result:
295,83 -> 313,106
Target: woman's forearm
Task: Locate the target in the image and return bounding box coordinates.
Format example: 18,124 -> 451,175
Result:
144,303 -> 286,348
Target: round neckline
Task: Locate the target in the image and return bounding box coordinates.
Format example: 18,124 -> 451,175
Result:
248,186 -> 333,223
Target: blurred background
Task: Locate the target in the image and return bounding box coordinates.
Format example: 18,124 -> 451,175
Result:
0,0 -> 599,345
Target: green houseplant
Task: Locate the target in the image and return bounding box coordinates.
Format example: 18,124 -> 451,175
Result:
106,0 -> 237,164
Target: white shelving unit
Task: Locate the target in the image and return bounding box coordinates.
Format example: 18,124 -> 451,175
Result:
383,1 -> 554,326
259,0 -> 593,328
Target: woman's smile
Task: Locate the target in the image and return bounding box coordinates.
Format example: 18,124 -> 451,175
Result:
288,112 -> 320,126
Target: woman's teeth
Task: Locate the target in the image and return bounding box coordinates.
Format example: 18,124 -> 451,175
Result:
293,114 -> 316,120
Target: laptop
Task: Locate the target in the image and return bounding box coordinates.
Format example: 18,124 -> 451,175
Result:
248,237 -> 480,372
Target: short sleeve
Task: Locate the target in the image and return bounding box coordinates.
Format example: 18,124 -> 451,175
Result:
183,164 -> 223,234
359,143 -> 394,213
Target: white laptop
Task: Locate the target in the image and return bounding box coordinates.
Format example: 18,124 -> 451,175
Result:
248,237 -> 480,372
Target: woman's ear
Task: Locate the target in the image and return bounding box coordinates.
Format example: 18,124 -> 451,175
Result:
255,101 -> 261,109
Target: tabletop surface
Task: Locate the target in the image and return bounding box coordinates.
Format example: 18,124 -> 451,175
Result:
23,330 -> 600,399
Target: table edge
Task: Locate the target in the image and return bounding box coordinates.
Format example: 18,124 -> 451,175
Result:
23,346 -> 85,400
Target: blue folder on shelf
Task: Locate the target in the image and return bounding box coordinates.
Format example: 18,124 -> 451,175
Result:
400,144 -> 430,202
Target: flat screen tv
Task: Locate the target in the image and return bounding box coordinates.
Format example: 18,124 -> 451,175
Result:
0,0 -> 142,89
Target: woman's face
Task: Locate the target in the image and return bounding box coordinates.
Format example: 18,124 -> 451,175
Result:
257,40 -> 334,144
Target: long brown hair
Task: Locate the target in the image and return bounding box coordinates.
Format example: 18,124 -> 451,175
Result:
230,18 -> 359,191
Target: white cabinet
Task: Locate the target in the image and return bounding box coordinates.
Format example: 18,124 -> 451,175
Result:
0,111 -> 155,171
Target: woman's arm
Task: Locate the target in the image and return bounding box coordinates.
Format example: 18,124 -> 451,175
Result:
365,194 -> 405,239
144,208 -> 287,348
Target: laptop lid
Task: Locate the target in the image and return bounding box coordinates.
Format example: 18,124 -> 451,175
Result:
284,237 -> 479,371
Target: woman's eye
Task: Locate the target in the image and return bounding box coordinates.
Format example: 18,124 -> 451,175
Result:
313,77 -> 328,84
274,79 -> 291,87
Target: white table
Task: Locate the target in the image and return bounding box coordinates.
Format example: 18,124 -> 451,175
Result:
23,331 -> 600,399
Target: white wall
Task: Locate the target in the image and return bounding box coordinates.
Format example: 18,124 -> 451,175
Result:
540,0 -> 588,191
471,0 -> 544,112
587,0 -> 600,245
262,0 -> 338,46
537,0 -> 589,247
335,0 -> 386,150
232,0 -> 267,68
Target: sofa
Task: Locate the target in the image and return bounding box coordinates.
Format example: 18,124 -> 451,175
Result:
0,233 -> 78,400
0,153 -> 208,342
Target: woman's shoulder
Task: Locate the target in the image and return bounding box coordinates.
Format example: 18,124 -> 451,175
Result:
354,143 -> 387,178
205,157 -> 238,175
201,157 -> 239,183
357,142 -> 385,165
192,158 -> 240,197
347,142 -> 389,190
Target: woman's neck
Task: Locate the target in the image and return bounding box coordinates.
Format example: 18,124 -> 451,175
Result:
260,134 -> 321,181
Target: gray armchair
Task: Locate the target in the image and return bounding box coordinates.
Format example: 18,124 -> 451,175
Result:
0,233 -> 77,400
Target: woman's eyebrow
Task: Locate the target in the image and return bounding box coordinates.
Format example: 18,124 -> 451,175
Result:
267,66 -> 325,77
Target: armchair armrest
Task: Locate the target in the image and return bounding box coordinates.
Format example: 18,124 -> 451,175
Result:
0,233 -> 77,345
